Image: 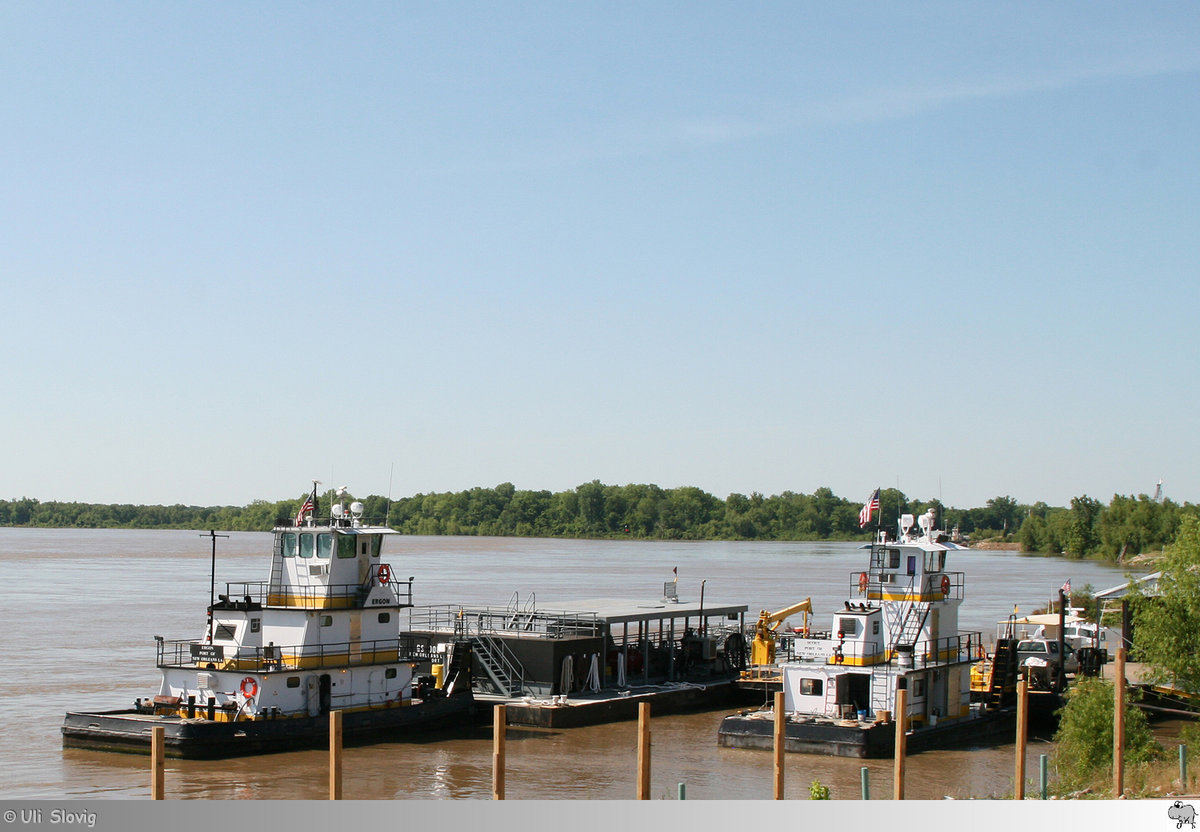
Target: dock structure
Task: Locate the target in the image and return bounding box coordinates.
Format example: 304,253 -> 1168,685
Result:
406,592 -> 749,727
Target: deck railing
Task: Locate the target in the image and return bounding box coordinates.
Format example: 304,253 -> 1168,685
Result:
407,604 -> 603,640
157,634 -> 434,672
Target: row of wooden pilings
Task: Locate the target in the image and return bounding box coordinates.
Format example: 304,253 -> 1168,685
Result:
148,649 -> 1134,799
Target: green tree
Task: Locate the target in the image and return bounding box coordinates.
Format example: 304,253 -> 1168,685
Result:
1052,677 -> 1158,793
1129,514 -> 1200,692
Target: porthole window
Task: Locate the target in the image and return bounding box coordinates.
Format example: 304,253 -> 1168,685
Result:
385,668 -> 397,679
320,615 -> 333,627
286,677 -> 301,688
378,613 -> 391,624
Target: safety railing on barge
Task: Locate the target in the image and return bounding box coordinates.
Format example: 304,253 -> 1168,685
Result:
156,634 -> 434,671
407,604 -> 603,640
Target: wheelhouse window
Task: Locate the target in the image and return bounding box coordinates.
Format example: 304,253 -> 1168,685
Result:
370,536 -> 382,558
337,534 -> 356,559
316,533 -> 333,559
281,533 -> 297,558
299,534 -> 314,559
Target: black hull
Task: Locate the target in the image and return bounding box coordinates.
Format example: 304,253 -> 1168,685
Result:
717,707 -> 1017,759
62,694 -> 476,759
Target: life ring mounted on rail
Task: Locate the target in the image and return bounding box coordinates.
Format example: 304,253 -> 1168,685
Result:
858,572 -> 869,594
377,564 -> 392,585
240,677 -> 258,698
940,574 -> 951,596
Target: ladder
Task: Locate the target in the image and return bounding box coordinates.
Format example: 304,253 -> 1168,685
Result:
987,639 -> 1019,708
267,535 -> 285,605
471,634 -> 526,697
869,666 -> 893,715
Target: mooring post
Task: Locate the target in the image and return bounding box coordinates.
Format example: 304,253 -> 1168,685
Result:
773,690 -> 785,800
893,684 -> 907,800
1114,647 -> 1126,798
493,704 -> 506,800
1181,744 -> 1189,790
329,710 -> 343,800
861,766 -> 870,801
1040,754 -> 1048,799
637,701 -> 651,800
1015,675 -> 1028,800
677,782 -> 686,800
150,725 -> 165,800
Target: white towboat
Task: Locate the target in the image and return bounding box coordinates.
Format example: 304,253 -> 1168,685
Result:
62,489 -> 474,758
721,510 -> 1013,757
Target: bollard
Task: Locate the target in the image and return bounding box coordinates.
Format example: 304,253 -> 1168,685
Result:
1182,744 -> 1189,790
1114,648 -> 1126,798
493,704 -> 506,800
678,782 -> 686,801
329,710 -> 343,800
636,702 -> 651,800
150,725 -> 165,800
1015,676 -> 1028,800
1040,754 -> 1048,800
893,685 -> 907,800
861,766 -> 870,801
773,691 -> 785,800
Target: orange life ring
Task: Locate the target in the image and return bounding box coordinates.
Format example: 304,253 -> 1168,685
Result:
378,564 -> 391,585
240,677 -> 258,698
940,574 -> 951,596
858,572 -> 869,593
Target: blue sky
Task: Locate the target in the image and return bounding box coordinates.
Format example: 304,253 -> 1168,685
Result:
2,3 -> 1197,509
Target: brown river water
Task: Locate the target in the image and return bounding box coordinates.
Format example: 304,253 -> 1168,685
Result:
0,528 -> 1144,800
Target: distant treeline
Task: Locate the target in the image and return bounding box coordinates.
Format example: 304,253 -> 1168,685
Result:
0,484 -> 1194,562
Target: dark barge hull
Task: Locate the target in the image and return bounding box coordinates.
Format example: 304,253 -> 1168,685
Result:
62,694 -> 475,760
717,707 -> 1017,759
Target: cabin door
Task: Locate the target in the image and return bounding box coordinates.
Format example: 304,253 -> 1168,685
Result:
319,674 -> 332,715
837,673 -> 870,716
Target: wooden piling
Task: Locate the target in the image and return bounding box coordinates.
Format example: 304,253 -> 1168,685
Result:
893,686 -> 907,800
493,704 -> 506,800
637,702 -> 651,800
329,710 -> 343,800
1015,676 -> 1028,800
1114,647 -> 1126,798
773,691 -> 785,800
150,725 -> 164,800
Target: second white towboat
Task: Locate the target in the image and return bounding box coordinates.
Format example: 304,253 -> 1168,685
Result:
720,510 -> 1015,758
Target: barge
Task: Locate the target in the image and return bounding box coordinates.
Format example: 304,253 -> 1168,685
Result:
721,508 -> 1014,758
62,487 -> 475,759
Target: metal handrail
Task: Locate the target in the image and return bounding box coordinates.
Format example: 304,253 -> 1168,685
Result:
214,575 -> 414,608
157,634 -> 434,671
473,633 -> 526,696
408,604 -> 603,640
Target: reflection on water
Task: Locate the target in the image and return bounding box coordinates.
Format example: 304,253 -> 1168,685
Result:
1,528 -> 1143,799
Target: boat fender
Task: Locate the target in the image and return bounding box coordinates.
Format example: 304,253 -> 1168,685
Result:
240,677 -> 259,698
378,564 -> 392,585
940,575 -> 951,596
858,572 -> 868,594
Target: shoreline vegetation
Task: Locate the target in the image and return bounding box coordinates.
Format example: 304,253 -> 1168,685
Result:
0,483 -> 1192,565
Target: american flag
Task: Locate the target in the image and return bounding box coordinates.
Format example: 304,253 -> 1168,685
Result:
1061,578 -> 1071,595
295,496 -> 314,526
859,489 -> 880,528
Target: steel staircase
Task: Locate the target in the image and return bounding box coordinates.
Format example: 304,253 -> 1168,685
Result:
987,639 -> 1019,708
471,634 -> 526,697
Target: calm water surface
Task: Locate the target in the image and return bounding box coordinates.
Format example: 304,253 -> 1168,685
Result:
0,529 -> 1141,799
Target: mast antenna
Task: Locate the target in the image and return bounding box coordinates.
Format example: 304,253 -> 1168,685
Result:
201,529 -> 230,643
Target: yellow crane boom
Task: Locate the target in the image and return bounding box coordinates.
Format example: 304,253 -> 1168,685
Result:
750,597 -> 812,666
